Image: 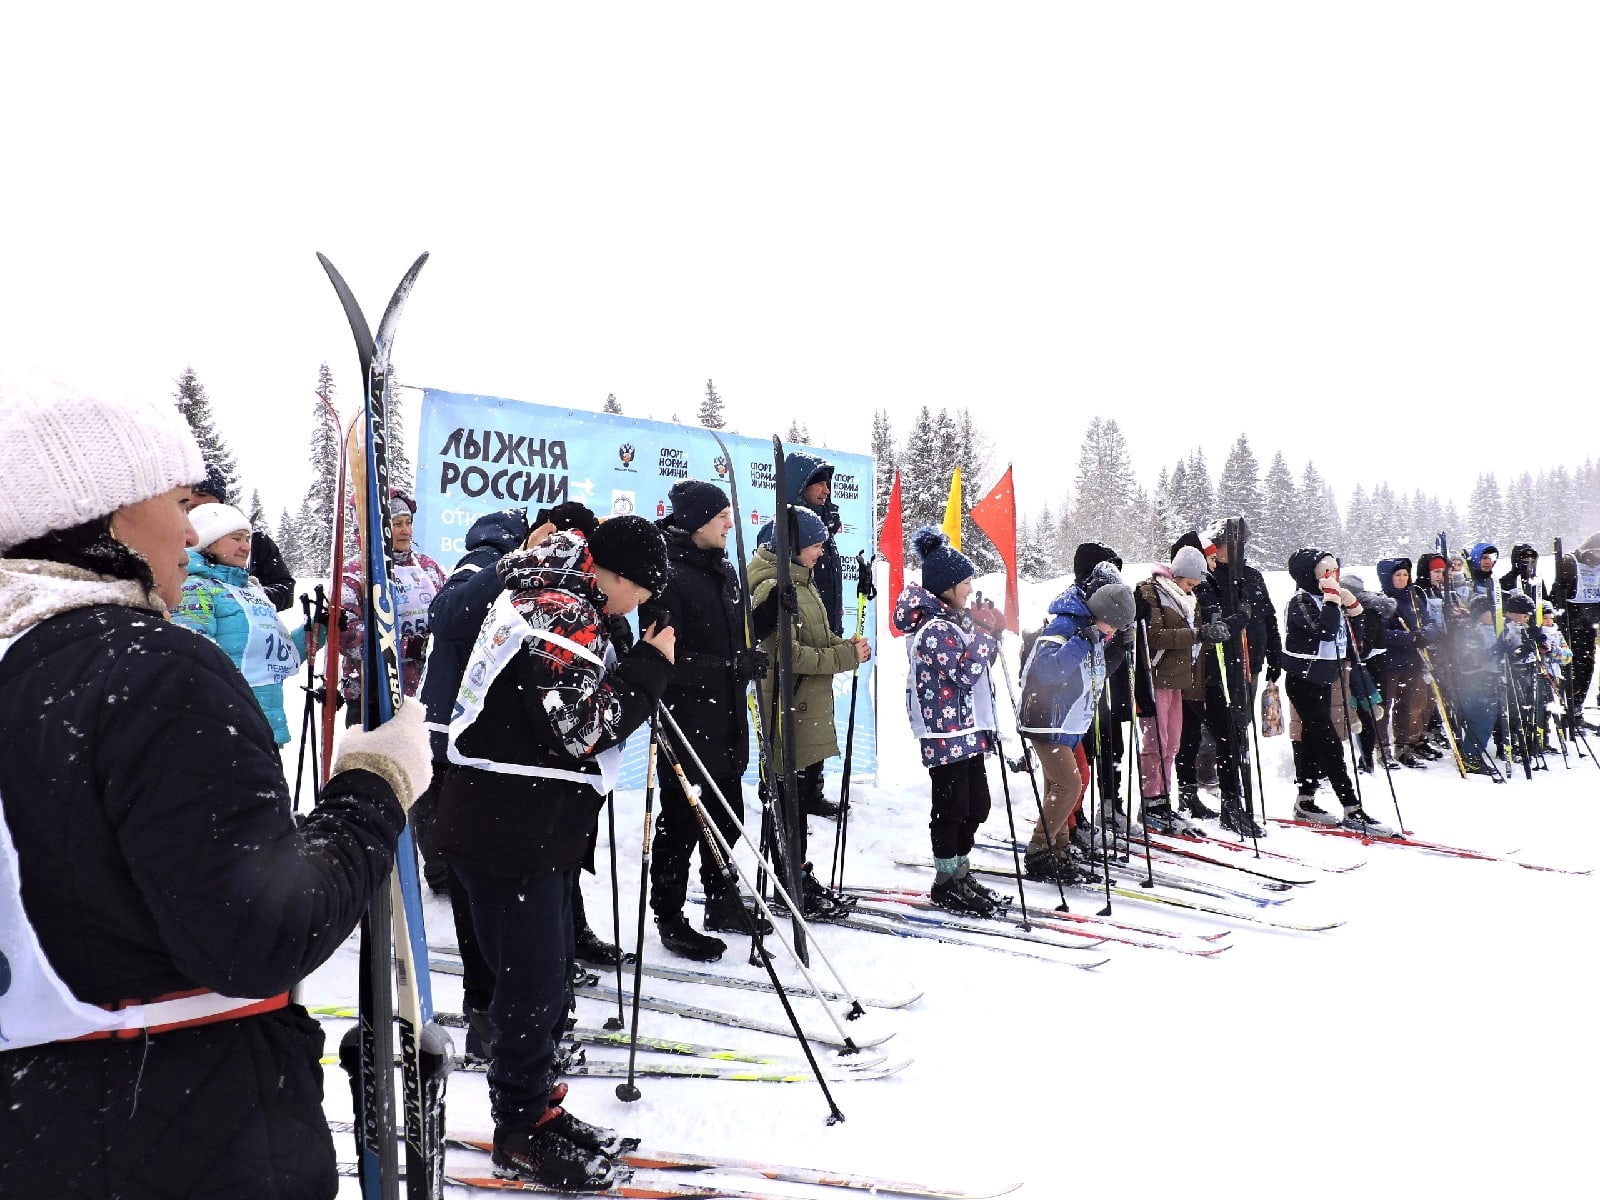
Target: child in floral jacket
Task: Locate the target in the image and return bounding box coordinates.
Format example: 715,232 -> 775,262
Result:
891,526 -> 1006,915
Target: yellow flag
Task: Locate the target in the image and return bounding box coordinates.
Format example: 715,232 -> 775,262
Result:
941,467 -> 963,550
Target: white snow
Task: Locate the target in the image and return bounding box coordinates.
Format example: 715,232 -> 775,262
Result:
290,565 -> 1598,1198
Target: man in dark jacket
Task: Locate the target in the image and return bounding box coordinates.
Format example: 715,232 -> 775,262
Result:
1553,532 -> 1600,732
761,450 -> 843,634
639,480 -> 779,961
191,462 -> 298,611
435,517 -> 673,1190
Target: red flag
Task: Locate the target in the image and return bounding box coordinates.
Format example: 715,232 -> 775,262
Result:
969,465 -> 1019,634
878,471 -> 906,637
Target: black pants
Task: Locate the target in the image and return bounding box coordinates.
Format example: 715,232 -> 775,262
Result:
453,864 -> 574,1132
1286,673 -> 1357,808
928,755 -> 992,859
1567,616 -> 1597,720
651,767 -> 746,916
761,761 -> 823,875
1179,689 -> 1242,800
409,770 -> 449,890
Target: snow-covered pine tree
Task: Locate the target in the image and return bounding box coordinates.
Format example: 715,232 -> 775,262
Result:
1181,448 -> 1214,532
899,405 -> 943,541
1216,435 -> 1262,528
248,489 -> 267,530
1468,473 -> 1502,548
698,379 -> 726,429
1342,483 -> 1373,564
1257,451 -> 1298,568
1070,417 -> 1140,559
276,508 -> 300,573
1166,459 -> 1191,538
1370,483 -> 1404,558
951,407 -> 1000,573
1502,471 -> 1535,546
603,393 -> 623,414
387,373 -> 414,495
1295,461 -> 1341,553
173,367 -> 240,500
785,419 -> 809,443
1016,512 -> 1048,581
870,408 -> 897,533
302,365 -> 341,576
1033,502 -> 1058,577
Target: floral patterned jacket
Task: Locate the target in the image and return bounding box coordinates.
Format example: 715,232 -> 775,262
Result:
891,582 -> 998,768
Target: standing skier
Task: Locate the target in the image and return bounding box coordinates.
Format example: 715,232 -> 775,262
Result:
748,506 -> 869,917
641,480 -> 779,961
1281,548 -> 1392,833
1552,533 -> 1600,733
0,381 -> 426,1200
172,501 -> 307,745
1132,546 -> 1211,834
892,526 -> 1008,912
434,516 -> 673,1190
338,488 -> 446,712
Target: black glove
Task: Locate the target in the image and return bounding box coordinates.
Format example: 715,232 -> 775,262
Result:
1266,661 -> 1282,684
403,633 -> 429,662
1225,611 -> 1249,638
1076,623 -> 1103,644
1200,619 -> 1229,645
1236,601 -> 1253,622
778,584 -> 800,615
733,646 -> 770,682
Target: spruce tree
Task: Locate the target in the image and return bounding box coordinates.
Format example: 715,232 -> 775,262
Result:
900,406 -> 942,537
785,420 -> 810,444
1166,460 -> 1192,537
1069,418 -> 1139,557
1258,452 -> 1298,567
870,408 -> 897,533
698,379 -> 726,429
1182,448 -> 1214,531
1296,462 -> 1341,552
603,393 -> 623,414
1034,502 -> 1058,576
1468,473 -> 1503,547
248,489 -> 267,530
303,364 -> 342,576
952,408 -> 999,572
1216,434 -> 1262,525
388,373 -> 414,495
173,367 -> 240,500
1343,484 -> 1373,563
276,508 -> 300,573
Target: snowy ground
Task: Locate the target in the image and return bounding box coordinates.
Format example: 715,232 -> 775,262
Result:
293,567 -> 1598,1199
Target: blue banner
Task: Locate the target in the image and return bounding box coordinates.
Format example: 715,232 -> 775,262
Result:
416,389 -> 877,789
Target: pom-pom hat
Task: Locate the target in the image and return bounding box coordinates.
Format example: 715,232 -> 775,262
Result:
912,525 -> 975,598
0,376 -> 206,553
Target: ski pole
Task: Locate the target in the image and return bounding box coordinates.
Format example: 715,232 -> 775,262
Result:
292,588 -> 325,812
603,791 -> 626,1033
830,553 -> 875,893
1125,662 -> 1155,890
653,703 -> 869,1020
653,724 -> 846,1125
995,645 -> 1071,913
616,719 -> 658,1104
1091,688 -> 1115,918
985,669 -> 1032,932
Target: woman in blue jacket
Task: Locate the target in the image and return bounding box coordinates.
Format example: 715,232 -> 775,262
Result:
172,502 -> 306,744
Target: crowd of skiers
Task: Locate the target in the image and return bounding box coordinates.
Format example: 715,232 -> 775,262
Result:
5,378 -> 1598,1198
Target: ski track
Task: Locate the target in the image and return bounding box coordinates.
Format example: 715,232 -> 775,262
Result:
292,567 -> 1598,1198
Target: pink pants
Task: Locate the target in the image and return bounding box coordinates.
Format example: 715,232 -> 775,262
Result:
1137,688 -> 1184,800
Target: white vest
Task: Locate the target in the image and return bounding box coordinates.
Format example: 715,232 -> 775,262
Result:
221,582 -> 302,688
447,591 -> 623,794
1574,561 -> 1600,606
904,618 -> 997,741
0,635 -> 277,1049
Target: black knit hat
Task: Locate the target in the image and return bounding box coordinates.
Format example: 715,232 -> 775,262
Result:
194,461 -> 231,504
589,514 -> 669,595
668,479 -> 730,534
1501,591 -> 1536,616
536,501 -> 599,539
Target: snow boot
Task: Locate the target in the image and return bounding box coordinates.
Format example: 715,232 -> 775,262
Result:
703,887 -> 774,936
1340,806 -> 1397,838
1412,741 -> 1444,761
1178,784 -> 1218,820
956,860 -> 1010,908
655,912 -> 726,962
542,1107 -> 633,1158
1024,847 -> 1079,884
1292,794 -> 1340,826
574,924 -> 631,967
800,867 -> 856,922
492,1112 -> 619,1190
1396,748 -> 1425,769
1219,797 -> 1266,839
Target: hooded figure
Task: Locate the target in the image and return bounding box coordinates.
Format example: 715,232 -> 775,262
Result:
1467,541 -> 1500,597
757,450 -> 844,634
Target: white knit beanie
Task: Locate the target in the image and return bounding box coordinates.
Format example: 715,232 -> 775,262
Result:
0,376 -> 207,553
190,502 -> 251,551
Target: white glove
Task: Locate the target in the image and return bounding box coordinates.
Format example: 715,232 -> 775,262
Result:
331,702 -> 433,811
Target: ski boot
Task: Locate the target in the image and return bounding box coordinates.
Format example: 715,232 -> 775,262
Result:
1219,797 -> 1266,839
1340,806 -> 1397,838
493,1112 -> 622,1190
703,887 -> 774,936
574,924 -> 632,967
1292,794 -> 1340,826
1177,784 -> 1218,820
930,875 -> 996,917
655,912 -> 726,962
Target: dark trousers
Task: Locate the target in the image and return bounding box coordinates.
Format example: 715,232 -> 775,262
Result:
1286,674 -> 1357,808
929,755 -> 992,859
1179,689 -> 1242,800
453,863 -> 574,1131
1566,617 -> 1596,721
761,761 -> 823,874
651,769 -> 746,916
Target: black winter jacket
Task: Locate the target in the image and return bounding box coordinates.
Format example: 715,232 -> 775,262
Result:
759,451 -> 844,635
1280,548 -> 1352,685
434,534 -> 672,876
251,528 -> 297,612
638,523 -> 778,778
1206,559 -> 1284,678
422,508 -> 530,761
0,569 -> 404,1199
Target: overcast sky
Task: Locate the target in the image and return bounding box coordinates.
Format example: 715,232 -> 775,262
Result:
4,3 -> 1596,525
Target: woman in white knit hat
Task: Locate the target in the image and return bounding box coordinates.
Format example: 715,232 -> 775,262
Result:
172,501 -> 308,745
0,377 -> 431,1199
